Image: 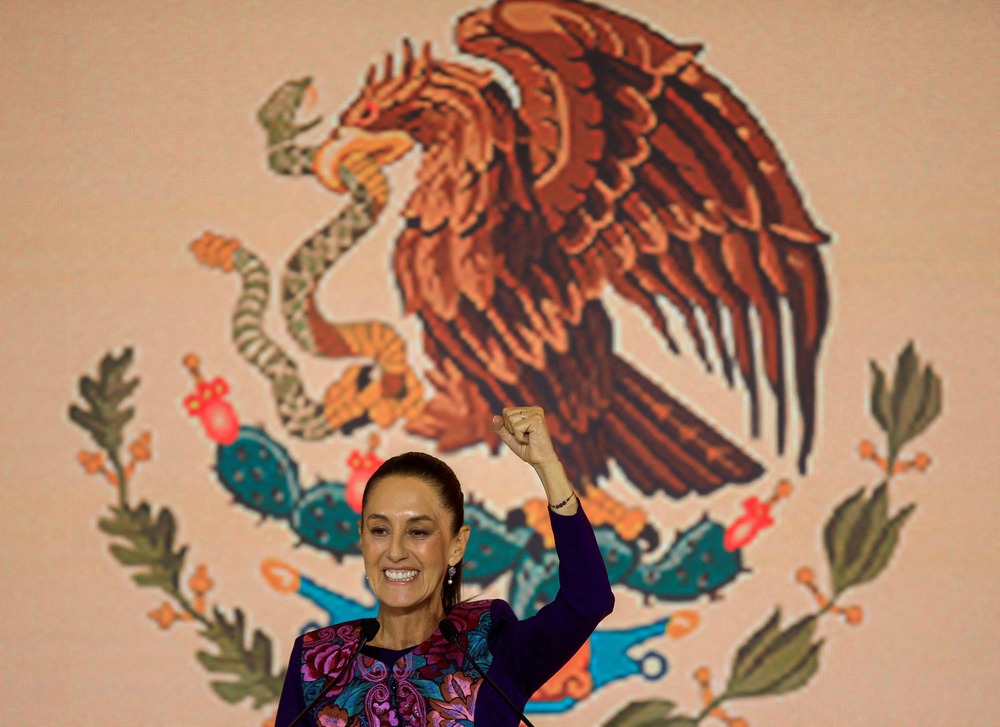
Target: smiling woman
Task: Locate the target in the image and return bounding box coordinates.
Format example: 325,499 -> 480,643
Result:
360,455 -> 471,624
273,407 -> 615,726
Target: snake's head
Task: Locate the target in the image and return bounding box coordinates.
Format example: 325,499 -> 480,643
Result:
257,76 -> 322,147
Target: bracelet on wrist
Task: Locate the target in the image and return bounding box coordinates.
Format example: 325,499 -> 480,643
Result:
548,491 -> 577,511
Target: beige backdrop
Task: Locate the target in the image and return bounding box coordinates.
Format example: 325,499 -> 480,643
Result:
1,1 -> 997,725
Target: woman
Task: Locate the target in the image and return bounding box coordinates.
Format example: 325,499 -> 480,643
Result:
274,406 -> 615,726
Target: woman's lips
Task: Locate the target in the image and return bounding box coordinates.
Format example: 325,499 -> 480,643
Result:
384,569 -> 418,582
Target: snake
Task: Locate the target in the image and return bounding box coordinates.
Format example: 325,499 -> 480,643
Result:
191,78 -> 424,440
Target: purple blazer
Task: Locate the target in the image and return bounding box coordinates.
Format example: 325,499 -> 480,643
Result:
274,505 -> 614,726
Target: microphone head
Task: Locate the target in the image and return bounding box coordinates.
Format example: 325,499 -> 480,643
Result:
360,618 -> 381,641
438,618 -> 459,642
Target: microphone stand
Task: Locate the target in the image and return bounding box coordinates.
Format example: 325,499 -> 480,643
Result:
287,618 -> 380,727
439,619 -> 536,727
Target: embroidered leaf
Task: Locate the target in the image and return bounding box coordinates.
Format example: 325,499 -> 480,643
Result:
724,615 -> 820,698
730,608 -> 783,683
870,342 -> 943,470
831,484 -> 916,596
847,504 -> 917,591
338,678 -> 371,715
762,639 -> 823,695
840,484 -> 889,580
196,606 -> 283,708
602,700 -> 676,726
99,502 -> 187,592
822,488 -> 867,590
68,348 -> 139,457
906,366 -> 942,443
868,361 -> 891,433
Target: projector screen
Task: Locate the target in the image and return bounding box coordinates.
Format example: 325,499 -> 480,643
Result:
1,1 -> 996,725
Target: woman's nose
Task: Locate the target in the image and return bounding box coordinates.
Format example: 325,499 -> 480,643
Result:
388,531 -> 408,560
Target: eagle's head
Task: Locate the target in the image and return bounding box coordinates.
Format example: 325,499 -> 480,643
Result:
312,39 -> 437,193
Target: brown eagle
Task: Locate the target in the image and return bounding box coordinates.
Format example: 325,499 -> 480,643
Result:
316,0 -> 829,498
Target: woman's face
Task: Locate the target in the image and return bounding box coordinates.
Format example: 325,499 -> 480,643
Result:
360,475 -> 469,615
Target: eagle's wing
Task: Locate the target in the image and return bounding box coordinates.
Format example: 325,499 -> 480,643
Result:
457,0 -> 830,469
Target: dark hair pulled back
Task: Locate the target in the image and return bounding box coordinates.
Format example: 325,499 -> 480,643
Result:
362,451 -> 465,610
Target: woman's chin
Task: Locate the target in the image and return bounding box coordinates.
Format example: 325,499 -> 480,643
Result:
376,582 -> 440,612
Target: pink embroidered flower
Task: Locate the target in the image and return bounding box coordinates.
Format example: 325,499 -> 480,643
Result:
427,670 -> 476,725
302,640 -> 353,682
315,704 -> 360,727
368,698 -> 400,727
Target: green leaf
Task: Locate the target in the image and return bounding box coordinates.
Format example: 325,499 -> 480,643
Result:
99,502 -> 187,592
662,719 -> 698,727
852,504 -> 917,588
196,607 -> 283,709
869,361 -> 891,432
725,615 -> 818,698
846,484 -> 888,562
731,608 -> 783,683
823,488 -> 867,583
885,342 -> 919,466
210,679 -> 254,705
765,640 -> 823,695
904,366 -> 942,444
68,348 -> 139,457
891,349 -> 928,457
890,343 -> 919,422
196,652 -> 243,673
109,543 -> 153,566
834,484 -> 889,595
133,571 -> 171,589
602,700 -> 676,726
248,629 -> 273,672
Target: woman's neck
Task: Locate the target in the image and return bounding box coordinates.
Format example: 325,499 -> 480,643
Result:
371,602 -> 447,650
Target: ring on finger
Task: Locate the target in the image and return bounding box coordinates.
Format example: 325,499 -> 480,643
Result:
520,412 -> 526,419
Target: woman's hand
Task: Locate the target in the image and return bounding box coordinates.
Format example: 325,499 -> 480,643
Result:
492,406 -> 578,514
491,406 -> 558,468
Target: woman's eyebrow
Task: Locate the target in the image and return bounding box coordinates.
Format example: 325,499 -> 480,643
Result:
365,514 -> 435,524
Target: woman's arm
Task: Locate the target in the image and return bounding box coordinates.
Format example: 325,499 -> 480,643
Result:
273,636 -> 305,727
489,408 -> 615,694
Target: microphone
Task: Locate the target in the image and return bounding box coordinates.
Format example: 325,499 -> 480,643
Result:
287,618 -> 380,727
438,619 -> 536,727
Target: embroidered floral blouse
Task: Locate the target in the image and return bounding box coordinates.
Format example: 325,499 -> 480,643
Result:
274,505 -> 614,726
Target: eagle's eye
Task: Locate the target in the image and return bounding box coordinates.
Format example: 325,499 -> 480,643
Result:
358,99 -> 380,126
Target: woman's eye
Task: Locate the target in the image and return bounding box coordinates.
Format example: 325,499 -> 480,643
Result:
409,530 -> 429,538
370,527 -> 388,536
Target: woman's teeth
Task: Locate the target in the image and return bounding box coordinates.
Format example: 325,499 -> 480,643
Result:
384,569 -> 418,582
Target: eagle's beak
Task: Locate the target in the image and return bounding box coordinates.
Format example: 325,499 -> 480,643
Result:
313,128 -> 414,194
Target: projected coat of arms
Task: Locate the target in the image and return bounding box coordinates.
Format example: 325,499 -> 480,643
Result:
67,1 -> 940,724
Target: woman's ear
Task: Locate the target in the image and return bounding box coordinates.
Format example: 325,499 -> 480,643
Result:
451,524 -> 471,563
